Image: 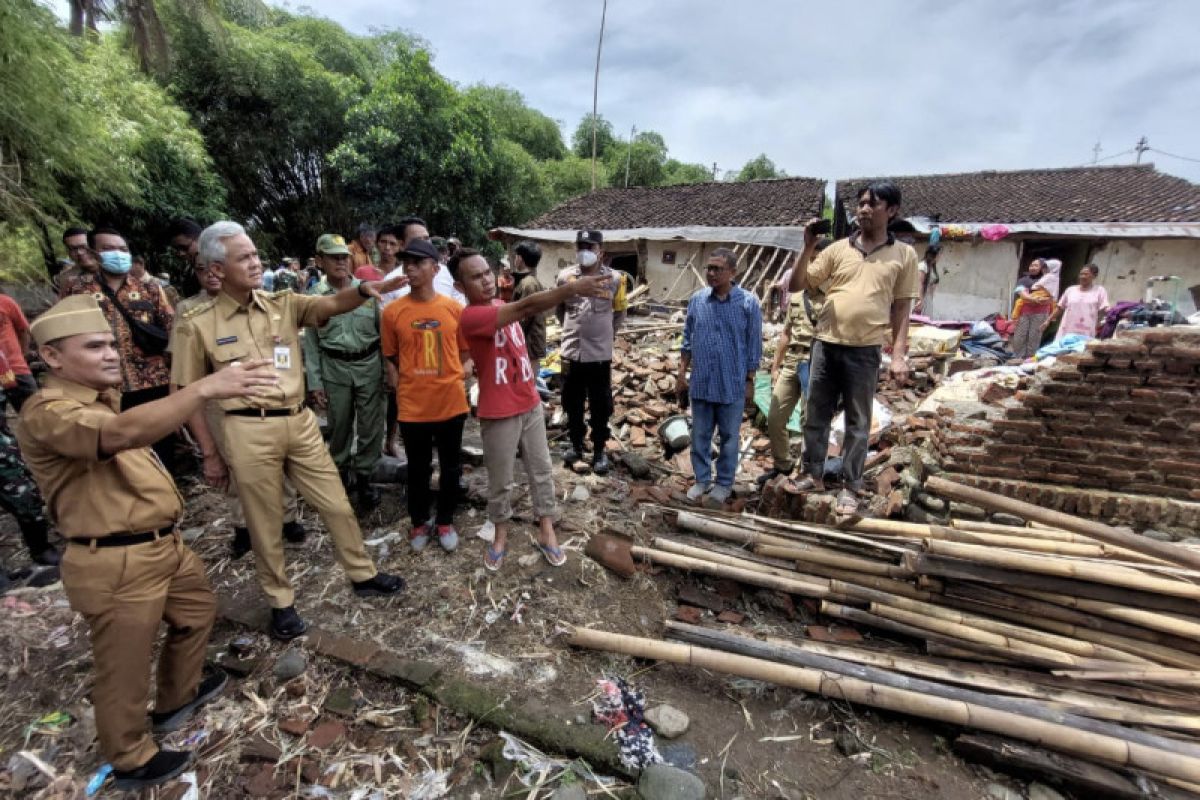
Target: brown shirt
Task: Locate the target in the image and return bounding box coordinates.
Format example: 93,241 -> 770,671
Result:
780,290 -> 824,372
59,273 -> 175,393
170,289 -> 324,410
806,234 -> 919,347
16,376 -> 183,537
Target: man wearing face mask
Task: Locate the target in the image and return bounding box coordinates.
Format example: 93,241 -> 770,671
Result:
555,230 -> 626,475
61,227 -> 177,471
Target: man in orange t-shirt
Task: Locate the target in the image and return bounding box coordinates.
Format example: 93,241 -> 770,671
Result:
381,239 -> 469,553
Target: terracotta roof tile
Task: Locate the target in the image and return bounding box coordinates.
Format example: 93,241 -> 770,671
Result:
835,165 -> 1200,224
522,177 -> 828,229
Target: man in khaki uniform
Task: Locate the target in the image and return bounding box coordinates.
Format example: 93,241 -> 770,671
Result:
167,219 -> 303,558
171,221 -> 405,640
17,295 -> 279,790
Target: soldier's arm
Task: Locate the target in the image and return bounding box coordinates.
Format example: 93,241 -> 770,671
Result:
306,275 -> 408,326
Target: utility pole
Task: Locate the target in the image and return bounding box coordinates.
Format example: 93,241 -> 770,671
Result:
711,162 -> 719,180
1091,141 -> 1102,164
624,124 -> 636,187
1135,136 -> 1149,164
590,0 -> 608,192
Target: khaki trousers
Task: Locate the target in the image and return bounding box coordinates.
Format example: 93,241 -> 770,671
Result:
480,405 -> 559,523
204,404 -> 298,527
223,409 -> 375,607
60,534 -> 215,771
767,365 -> 803,472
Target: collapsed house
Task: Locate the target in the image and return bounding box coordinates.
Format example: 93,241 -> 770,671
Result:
492,177 -> 826,302
835,164 -> 1200,320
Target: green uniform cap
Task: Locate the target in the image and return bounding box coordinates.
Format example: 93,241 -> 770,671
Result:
316,233 -> 351,256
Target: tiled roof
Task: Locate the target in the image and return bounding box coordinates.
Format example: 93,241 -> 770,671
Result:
834,165 -> 1200,224
521,177 -> 828,229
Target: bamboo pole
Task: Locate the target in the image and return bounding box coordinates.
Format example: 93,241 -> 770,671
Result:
1008,587 -> 1200,640
754,542 -> 910,579
664,621 -> 1200,748
923,540 -> 1200,601
911,553 -> 1200,615
653,538 -> 813,583
726,628 -> 1200,729
951,519 -> 1075,540
941,583 -> 1200,661
925,474 -> 1200,571
866,603 -> 1128,670
675,510 -> 808,549
631,545 -> 831,599
565,626 -> 1200,783
777,561 -> 937,602
1054,669 -> 1200,686
940,595 -> 1200,669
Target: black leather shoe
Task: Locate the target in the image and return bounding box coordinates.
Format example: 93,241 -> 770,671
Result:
31,547 -> 61,567
562,445 -> 583,466
151,666 -> 228,732
270,606 -> 308,640
112,749 -> 192,791
352,572 -> 405,597
230,527 -> 252,559
282,520 -> 306,544
592,453 -> 611,476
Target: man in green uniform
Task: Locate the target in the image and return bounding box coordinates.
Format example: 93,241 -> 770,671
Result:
171,221 -> 406,641
18,294 -> 279,790
759,283 -> 826,486
302,233 -> 385,507
167,219 -> 305,557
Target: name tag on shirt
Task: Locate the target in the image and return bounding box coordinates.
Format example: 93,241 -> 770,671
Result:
274,346 -> 292,370
216,336 -> 238,345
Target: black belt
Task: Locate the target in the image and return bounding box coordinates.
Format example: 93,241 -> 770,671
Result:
70,525 -> 175,548
319,342 -> 380,362
226,404 -> 305,418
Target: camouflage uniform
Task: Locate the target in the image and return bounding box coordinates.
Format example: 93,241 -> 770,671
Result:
0,390 -> 51,558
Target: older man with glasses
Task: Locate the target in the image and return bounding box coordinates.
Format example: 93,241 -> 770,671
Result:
675,248 -> 762,507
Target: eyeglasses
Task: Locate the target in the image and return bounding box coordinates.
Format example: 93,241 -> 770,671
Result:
705,264 -> 729,272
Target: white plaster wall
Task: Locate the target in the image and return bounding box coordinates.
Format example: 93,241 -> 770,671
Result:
645,241 -> 708,302
1089,239 -> 1200,315
923,239 -> 1021,321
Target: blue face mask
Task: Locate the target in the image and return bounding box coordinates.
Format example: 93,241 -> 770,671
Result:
99,250 -> 133,275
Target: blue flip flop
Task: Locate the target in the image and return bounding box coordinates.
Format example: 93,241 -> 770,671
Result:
536,542 -> 567,567
484,545 -> 507,572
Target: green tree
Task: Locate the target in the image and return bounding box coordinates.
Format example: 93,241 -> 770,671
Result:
605,130 -> 669,188
165,4 -> 358,256
571,113 -> 616,160
466,85 -> 566,161
735,154 -> 786,182
539,156 -> 606,206
664,159 -> 715,185
330,48 -> 500,242
491,139 -> 552,226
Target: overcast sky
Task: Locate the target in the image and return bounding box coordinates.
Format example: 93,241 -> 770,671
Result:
286,0 -> 1200,184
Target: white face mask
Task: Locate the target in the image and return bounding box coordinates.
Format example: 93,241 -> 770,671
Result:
577,249 -> 598,268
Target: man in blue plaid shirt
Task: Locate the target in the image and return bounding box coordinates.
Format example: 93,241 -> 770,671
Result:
675,248 -> 763,506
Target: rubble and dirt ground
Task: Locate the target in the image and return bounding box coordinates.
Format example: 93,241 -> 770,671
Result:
0,414 -> 1020,799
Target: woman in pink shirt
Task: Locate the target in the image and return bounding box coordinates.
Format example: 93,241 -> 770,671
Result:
1045,264 -> 1110,340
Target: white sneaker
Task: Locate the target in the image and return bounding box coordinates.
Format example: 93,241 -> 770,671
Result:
686,483 -> 710,502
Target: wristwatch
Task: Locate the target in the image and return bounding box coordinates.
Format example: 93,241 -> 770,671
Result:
357,283 -> 371,299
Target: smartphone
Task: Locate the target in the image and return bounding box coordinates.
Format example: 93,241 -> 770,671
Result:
809,219 -> 832,235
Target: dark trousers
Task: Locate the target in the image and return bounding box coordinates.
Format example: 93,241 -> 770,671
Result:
562,359 -> 612,452
399,414 -> 466,526
121,385 -> 176,474
802,340 -> 880,491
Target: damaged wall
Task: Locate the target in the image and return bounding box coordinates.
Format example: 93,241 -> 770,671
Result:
1090,238 -> 1200,315
935,327 -> 1200,532
922,239 -> 1020,321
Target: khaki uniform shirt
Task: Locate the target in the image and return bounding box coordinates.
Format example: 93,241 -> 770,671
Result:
806,234 -> 919,347
555,265 -> 628,363
780,290 -> 824,372
16,375 -> 183,537
165,291 -> 216,355
170,289 -> 324,410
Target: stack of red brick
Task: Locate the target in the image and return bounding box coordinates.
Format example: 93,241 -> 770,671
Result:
935,327 -> 1200,530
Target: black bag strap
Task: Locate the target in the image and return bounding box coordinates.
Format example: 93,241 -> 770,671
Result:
801,290 -> 818,326
96,278 -> 151,332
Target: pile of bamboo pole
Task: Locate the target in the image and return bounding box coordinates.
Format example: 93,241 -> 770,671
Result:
569,477 -> 1200,795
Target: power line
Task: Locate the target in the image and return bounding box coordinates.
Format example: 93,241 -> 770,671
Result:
1077,148 -> 1134,168
1149,147 -> 1200,164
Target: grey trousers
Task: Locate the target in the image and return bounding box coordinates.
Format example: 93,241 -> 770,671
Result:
801,340 -> 880,491
480,405 -> 560,523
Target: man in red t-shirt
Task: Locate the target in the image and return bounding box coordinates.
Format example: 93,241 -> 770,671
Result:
451,249 -> 610,571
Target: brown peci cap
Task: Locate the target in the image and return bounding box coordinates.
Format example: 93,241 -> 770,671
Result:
30,295 -> 111,346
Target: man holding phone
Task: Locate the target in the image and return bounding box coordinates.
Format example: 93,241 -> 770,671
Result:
787,182 -> 918,516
